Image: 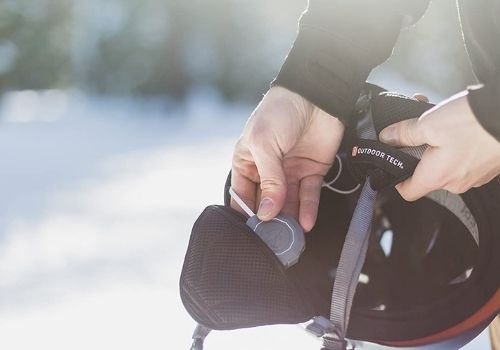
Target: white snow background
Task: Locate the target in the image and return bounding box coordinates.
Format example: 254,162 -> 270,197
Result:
0,88 -> 491,350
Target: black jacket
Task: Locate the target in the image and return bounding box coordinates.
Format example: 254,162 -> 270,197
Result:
273,0 -> 500,141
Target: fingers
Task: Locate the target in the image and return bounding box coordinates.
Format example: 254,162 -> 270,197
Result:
230,169 -> 258,215
298,175 -> 323,232
394,148 -> 443,201
231,138 -> 261,215
395,177 -> 433,202
282,180 -> 300,220
379,117 -> 428,147
384,92 -> 432,200
412,93 -> 429,103
251,144 -> 287,221
380,92 -> 431,147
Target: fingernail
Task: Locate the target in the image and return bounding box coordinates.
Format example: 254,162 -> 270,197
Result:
379,126 -> 396,144
257,198 -> 274,219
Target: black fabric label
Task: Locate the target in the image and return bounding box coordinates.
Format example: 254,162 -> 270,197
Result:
349,139 -> 419,187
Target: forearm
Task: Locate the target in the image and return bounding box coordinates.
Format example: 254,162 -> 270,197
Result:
272,0 -> 430,124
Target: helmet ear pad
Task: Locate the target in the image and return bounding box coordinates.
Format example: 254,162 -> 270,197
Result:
180,205 -> 318,330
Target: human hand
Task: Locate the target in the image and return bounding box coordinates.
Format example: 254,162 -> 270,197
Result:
379,91 -> 500,201
231,86 -> 344,231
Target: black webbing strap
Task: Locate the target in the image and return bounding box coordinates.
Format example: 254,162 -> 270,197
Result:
371,91 -> 434,136
321,87 -> 432,349
321,180 -> 377,350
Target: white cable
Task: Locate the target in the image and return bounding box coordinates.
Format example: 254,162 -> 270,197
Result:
322,155 -> 361,194
323,154 -> 343,186
228,187 -> 255,217
323,183 -> 361,195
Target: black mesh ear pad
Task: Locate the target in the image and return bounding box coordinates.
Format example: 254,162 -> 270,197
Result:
180,205 -> 318,330
180,192 -> 360,331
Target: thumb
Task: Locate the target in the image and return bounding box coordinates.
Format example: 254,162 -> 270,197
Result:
379,118 -> 427,147
252,146 -> 287,221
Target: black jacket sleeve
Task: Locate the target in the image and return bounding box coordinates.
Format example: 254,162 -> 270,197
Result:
467,78 -> 500,142
459,0 -> 500,142
272,0 -> 430,124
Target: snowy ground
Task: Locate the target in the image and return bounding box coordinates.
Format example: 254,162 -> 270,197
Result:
0,92 -> 491,349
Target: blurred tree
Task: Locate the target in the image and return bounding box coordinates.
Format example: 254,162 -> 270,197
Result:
0,0 -> 479,105
85,0 -> 305,101
0,0 -> 72,92
0,0 -> 305,102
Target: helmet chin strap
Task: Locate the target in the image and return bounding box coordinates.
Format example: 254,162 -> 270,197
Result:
312,88 -> 394,350
190,324 -> 211,350
307,179 -> 377,350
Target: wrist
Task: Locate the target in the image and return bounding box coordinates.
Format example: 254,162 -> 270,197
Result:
266,86 -> 315,119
